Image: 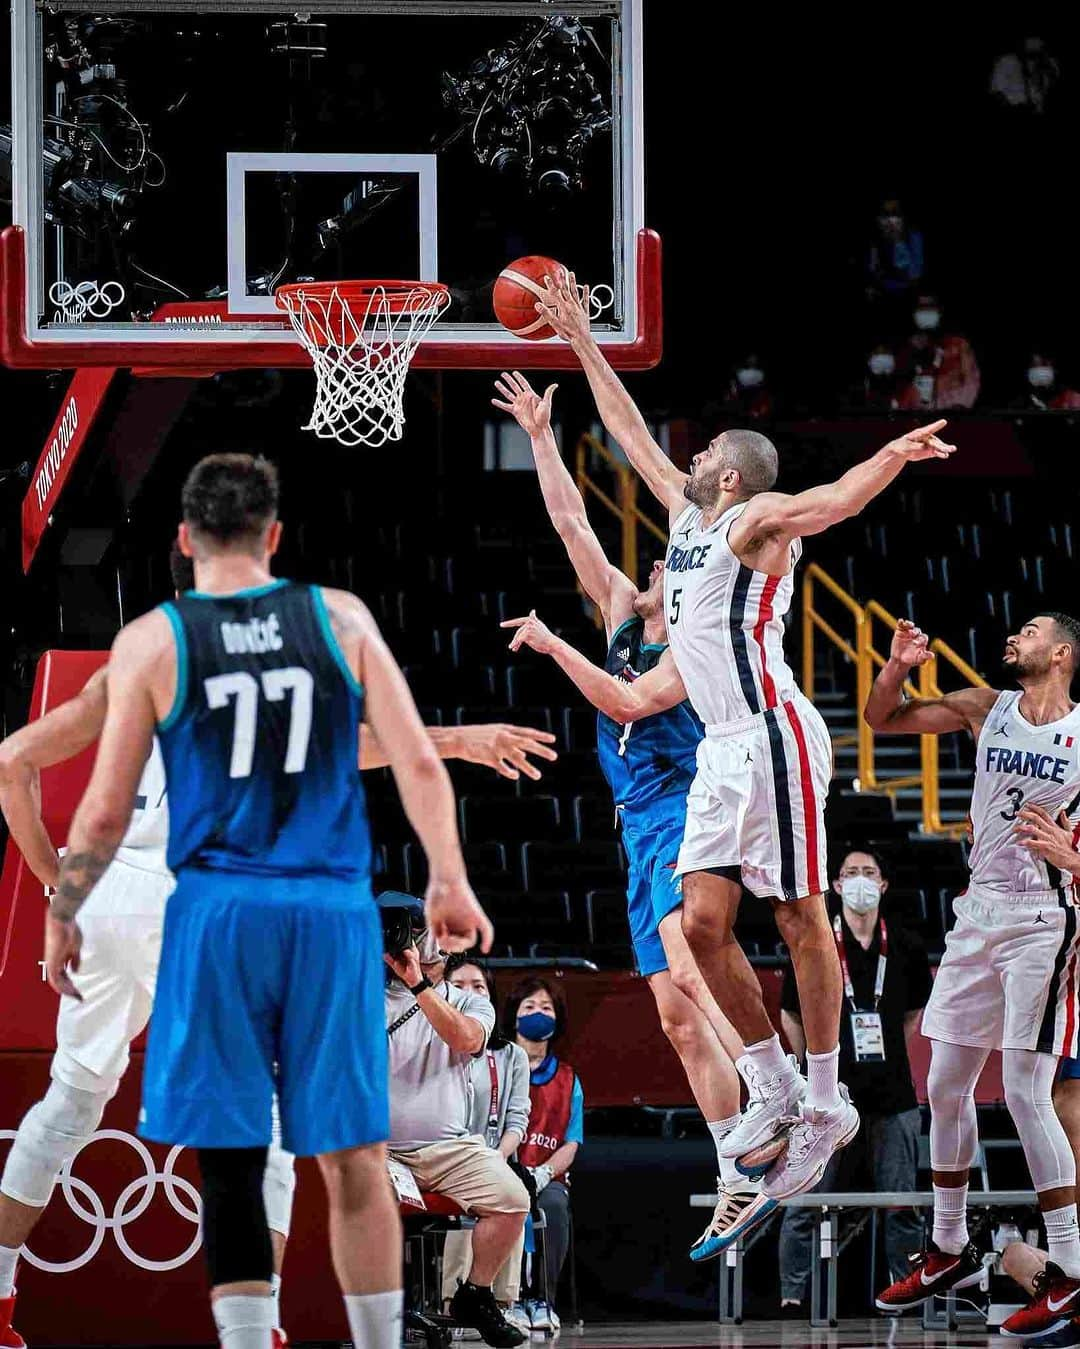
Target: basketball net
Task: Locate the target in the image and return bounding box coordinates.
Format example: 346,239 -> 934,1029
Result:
275,281 -> 449,449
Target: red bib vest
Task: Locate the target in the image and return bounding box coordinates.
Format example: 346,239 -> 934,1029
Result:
519,1060 -> 576,1183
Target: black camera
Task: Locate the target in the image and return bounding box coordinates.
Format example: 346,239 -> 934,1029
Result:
378,893 -> 426,959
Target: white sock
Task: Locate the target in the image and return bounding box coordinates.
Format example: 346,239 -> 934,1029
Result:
270,1273 -> 282,1329
0,1245 -> 17,1299
211,1294 -> 275,1349
707,1114 -> 744,1187
744,1034 -> 795,1082
805,1046 -> 842,1112
1044,1203 -> 1080,1278
932,1182 -> 970,1256
344,1290 -> 403,1349
734,1054 -> 756,1089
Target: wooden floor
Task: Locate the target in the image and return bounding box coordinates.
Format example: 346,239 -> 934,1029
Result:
552,1321 -> 1019,1347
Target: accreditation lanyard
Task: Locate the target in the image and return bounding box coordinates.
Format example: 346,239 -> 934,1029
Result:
485,1050 -> 501,1148
833,914 -> 887,1013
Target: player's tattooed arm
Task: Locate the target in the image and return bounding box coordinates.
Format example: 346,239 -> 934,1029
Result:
863,619 -> 997,737
52,847 -> 112,921
0,667 -> 108,889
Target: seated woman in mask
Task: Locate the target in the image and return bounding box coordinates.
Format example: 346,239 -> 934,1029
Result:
505,977 -> 585,1337
1009,352 -> 1080,412
441,960 -> 532,1336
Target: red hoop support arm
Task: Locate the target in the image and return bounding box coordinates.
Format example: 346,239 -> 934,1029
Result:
0,226 -> 662,372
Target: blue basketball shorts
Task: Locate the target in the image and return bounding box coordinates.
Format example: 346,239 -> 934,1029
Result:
139,869 -> 388,1157
1060,1056 -> 1080,1082
622,811 -> 687,978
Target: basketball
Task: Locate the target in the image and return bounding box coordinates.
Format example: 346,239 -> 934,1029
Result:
493,255 -> 567,340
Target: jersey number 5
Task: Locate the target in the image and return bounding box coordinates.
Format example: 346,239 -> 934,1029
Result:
669,588 -> 682,626
205,668 -> 314,779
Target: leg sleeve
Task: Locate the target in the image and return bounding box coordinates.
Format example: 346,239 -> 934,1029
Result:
1003,1048 -> 1077,1192
927,1040 -> 989,1173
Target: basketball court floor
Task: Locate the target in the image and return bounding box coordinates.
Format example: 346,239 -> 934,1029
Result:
556,1324 -> 1005,1347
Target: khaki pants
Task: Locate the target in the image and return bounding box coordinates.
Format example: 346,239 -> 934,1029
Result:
441,1227 -> 525,1305
389,1135 -> 530,1216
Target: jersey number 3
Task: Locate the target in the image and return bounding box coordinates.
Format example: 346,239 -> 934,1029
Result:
204,668 -> 314,779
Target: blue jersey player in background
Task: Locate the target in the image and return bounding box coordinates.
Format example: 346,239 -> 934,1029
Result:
45,453 -> 492,1349
492,372 -> 777,1260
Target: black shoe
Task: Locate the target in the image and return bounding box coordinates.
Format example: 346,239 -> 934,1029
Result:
449,1282 -> 526,1348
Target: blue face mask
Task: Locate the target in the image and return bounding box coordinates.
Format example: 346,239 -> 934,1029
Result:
517,1011 -> 557,1042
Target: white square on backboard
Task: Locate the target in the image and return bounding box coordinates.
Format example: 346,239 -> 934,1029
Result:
225,152 -> 438,316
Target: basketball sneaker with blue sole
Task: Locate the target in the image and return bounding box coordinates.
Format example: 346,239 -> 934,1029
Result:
689,1180 -> 777,1262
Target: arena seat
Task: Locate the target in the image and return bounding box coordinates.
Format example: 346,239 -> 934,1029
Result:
522,841 -> 625,893
460,794 -> 562,845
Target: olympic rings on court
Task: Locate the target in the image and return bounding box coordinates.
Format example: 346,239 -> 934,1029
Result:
49,280 -> 126,324
0,1128 -> 202,1273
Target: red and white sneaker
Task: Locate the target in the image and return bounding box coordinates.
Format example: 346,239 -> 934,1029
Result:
875,1240 -> 983,1312
1001,1263 -> 1080,1340
0,1293 -> 25,1349
272,1331 -> 288,1349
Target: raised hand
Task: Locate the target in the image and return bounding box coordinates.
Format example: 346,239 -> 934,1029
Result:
885,419 -> 957,463
425,877 -> 494,955
535,268 -> 592,346
491,370 -> 557,437
456,723 -> 558,782
890,618 -> 933,668
501,610 -> 557,655
1014,804 -> 1080,877
383,943 -> 423,988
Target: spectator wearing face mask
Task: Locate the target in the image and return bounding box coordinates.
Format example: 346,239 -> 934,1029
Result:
505,978 -> 584,1337
724,353 -> 773,420
1009,352 -> 1080,412
896,295 -> 980,411
777,851 -> 931,1318
866,199 -> 926,307
380,894 -> 529,1348
850,343 -> 902,411
990,36 -> 1061,115
441,961 -> 533,1336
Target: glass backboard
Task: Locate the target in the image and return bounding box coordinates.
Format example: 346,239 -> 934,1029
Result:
2,0 -> 659,370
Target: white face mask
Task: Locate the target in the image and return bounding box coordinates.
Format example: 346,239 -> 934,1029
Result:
735,366 -> 765,388
840,875 -> 881,914
868,352 -> 896,377
1028,365 -> 1055,388
914,308 -> 940,332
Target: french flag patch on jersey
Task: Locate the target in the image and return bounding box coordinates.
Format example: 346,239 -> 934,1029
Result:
1054,734 -> 1075,748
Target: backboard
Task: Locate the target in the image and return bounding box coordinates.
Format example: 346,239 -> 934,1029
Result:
2,0 -> 659,371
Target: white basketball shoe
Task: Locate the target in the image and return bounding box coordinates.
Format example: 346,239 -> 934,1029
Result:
720,1055 -> 806,1178
761,1084 -> 860,1200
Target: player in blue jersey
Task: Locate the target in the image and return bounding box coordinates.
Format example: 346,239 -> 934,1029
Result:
492,372 -> 776,1259
45,454 -> 492,1349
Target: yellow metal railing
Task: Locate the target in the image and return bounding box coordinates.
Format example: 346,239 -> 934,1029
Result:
575,433 -> 666,622
803,563 -> 988,836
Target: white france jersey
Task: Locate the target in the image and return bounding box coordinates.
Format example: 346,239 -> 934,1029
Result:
969,689 -> 1080,894
113,737 -> 170,874
665,501 -> 802,726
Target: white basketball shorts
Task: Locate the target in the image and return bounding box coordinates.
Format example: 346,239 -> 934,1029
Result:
53,855 -> 173,1095
676,694 -> 832,901
922,883 -> 1080,1055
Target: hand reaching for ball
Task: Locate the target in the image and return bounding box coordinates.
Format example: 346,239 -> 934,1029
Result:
491,371 -> 557,436
535,269 -> 592,346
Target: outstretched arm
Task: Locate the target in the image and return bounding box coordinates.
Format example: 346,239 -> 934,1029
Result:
537,272 -> 688,521
360,722 -> 557,782
728,421 -> 956,563
0,667 -> 108,889
502,612 -> 687,723
491,371 -> 637,630
863,620 -> 996,736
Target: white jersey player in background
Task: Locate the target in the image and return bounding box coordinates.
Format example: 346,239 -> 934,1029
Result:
538,272 -> 954,1202
869,614 -> 1080,1342
0,557 -> 556,1349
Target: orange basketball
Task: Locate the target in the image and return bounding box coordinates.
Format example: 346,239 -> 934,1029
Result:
493,255 -> 566,340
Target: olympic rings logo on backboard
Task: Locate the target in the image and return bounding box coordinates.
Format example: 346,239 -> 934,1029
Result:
49,280 -> 126,325
0,1128 -> 202,1273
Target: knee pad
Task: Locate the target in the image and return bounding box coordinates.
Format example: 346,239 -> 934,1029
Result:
198,1147 -> 273,1288
262,1139 -> 297,1239
1,1078 -> 110,1207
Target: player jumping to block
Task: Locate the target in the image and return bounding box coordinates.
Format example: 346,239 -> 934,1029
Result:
492,371 -> 773,1258
42,454 -> 492,1349
539,273 -> 954,1199
869,615 -> 1080,1341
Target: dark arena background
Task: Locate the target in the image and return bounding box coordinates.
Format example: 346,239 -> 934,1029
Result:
2,5 -> 1080,1348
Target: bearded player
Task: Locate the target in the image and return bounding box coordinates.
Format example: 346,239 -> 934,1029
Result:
539,273 -> 954,1200
491,371 -> 773,1260
869,615 -> 1080,1342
